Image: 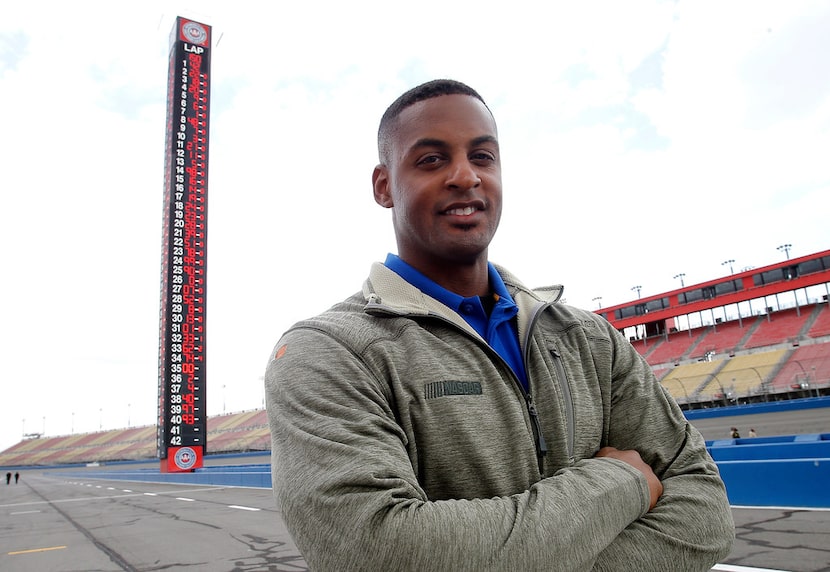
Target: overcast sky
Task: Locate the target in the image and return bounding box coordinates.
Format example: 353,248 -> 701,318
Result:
1,0 -> 828,453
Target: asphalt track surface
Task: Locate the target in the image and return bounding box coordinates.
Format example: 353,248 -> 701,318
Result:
685,405 -> 830,443
1,474 -> 302,572
1,407 -> 828,572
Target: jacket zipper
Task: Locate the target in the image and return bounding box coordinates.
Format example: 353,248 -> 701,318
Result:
473,334 -> 550,474
522,301 -> 552,474
549,347 -> 575,462
525,393 -> 548,473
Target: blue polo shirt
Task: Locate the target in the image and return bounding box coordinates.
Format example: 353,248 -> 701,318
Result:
384,254 -> 528,390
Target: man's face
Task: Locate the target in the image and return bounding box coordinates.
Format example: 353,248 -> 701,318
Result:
373,94 -> 502,276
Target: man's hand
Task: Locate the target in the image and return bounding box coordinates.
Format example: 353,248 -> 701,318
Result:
595,447 -> 663,510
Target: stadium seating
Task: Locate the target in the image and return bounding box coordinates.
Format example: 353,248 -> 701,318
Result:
662,360 -> 722,399
744,307 -> 813,349
772,342 -> 830,391
694,317 -> 758,357
808,303 -> 830,337
206,410 -> 269,454
699,350 -> 789,398
641,330 -> 704,366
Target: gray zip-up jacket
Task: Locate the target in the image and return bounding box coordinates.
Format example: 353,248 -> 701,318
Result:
265,263 -> 734,571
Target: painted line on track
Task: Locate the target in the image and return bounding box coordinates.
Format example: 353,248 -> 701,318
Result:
712,564 -> 791,572
8,545 -> 67,555
0,485 -> 234,510
731,504 -> 830,512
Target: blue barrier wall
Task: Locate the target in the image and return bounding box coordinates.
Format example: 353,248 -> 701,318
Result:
48,399 -> 830,508
714,458 -> 829,507
57,437 -> 830,509
685,395 -> 830,420
707,434 -> 830,461
706,432 -> 830,508
54,464 -> 273,489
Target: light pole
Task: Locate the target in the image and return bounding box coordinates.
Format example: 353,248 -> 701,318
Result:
777,244 -> 792,259
71,412 -> 75,434
812,366 -> 818,397
99,408 -> 103,431
128,403 -> 131,428
721,259 -> 735,274
223,384 -> 227,414
631,285 -> 642,299
592,296 -> 602,309
673,273 -> 685,288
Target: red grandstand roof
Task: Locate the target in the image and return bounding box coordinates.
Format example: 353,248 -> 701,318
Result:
599,249 -> 830,332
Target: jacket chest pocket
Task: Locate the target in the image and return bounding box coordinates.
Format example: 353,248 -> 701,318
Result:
534,341 -> 606,471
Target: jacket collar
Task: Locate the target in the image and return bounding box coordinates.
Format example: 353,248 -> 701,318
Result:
362,262 -> 564,341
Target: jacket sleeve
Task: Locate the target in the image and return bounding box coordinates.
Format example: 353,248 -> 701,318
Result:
266,326 -> 655,572
591,323 -> 735,571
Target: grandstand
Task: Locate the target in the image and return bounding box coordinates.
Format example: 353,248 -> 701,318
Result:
614,249 -> 830,408
0,409 -> 269,468
3,250 -> 829,468
637,302 -> 830,408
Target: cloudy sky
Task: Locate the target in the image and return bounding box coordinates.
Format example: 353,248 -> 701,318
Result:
1,0 -> 828,452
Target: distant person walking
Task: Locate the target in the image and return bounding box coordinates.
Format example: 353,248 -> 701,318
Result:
5,472 -> 10,485
748,428 -> 757,438
730,427 -> 741,439
15,472 -> 20,484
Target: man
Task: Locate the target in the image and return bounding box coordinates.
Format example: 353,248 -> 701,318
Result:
265,79 -> 734,571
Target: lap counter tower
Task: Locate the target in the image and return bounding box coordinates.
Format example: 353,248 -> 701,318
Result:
157,17 -> 212,472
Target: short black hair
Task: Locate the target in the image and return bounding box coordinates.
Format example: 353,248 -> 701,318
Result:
377,79 -> 490,164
